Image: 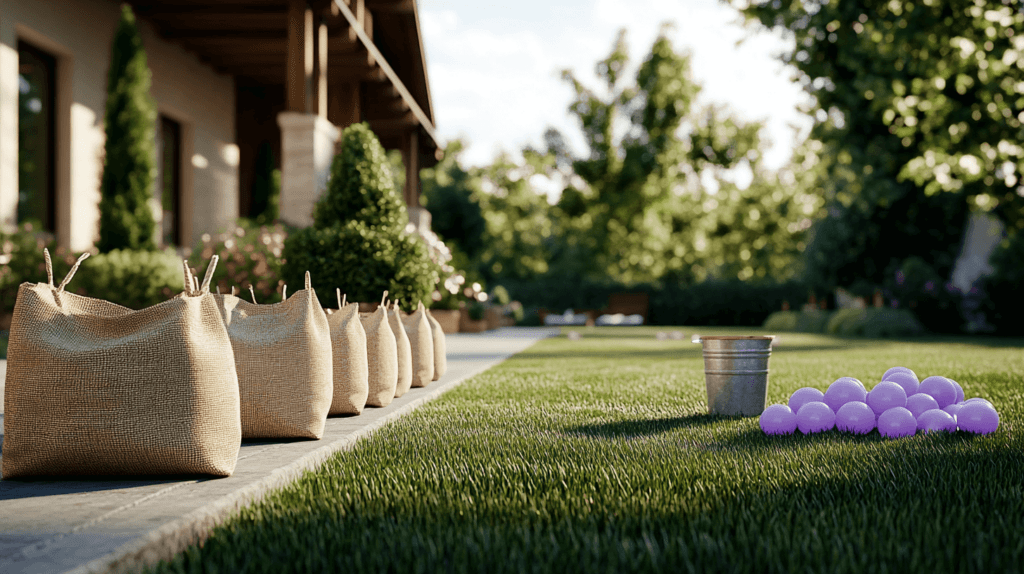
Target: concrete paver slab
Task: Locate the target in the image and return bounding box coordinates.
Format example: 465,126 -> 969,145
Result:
0,327 -> 555,574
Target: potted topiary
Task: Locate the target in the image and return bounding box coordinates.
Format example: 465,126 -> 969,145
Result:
282,123 -> 440,311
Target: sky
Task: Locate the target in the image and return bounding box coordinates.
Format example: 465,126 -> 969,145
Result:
417,0 -> 814,173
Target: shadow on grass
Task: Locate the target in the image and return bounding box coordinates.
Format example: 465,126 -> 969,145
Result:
567,413 -> 737,438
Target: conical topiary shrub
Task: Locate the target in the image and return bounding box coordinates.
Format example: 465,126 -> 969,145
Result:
282,123 -> 439,309
98,4 -> 157,252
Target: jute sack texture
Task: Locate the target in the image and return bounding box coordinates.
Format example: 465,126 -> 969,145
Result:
404,302 -> 435,387
214,272 -> 332,439
2,252 -> 241,478
359,296 -> 398,407
426,309 -> 447,381
387,301 -> 413,398
326,290 -> 369,415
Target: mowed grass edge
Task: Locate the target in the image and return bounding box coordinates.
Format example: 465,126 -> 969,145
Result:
148,327 -> 1024,574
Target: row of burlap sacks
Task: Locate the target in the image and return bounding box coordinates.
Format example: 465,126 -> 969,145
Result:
1,251 -> 447,479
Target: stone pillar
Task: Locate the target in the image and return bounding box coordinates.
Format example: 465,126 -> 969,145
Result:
408,205 -> 432,235
277,111 -> 339,227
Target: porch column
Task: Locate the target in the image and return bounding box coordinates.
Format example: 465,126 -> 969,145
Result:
278,0 -> 339,227
401,129 -> 430,234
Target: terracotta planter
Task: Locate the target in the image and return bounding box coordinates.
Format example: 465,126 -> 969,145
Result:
430,309 -> 461,334
459,308 -> 488,333
485,307 -> 503,331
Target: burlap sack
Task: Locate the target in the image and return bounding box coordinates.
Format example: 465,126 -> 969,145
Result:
387,301 -> 413,398
358,294 -> 398,407
2,252 -> 241,478
214,272 -> 332,439
326,290 -> 369,415
403,302 -> 435,387
426,309 -> 447,381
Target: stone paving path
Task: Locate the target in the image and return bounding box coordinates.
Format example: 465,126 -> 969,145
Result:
0,327 -> 556,574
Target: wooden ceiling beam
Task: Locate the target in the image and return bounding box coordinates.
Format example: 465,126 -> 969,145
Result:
367,0 -> 415,13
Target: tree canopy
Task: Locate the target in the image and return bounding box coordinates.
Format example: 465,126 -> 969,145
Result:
734,0 -> 1023,290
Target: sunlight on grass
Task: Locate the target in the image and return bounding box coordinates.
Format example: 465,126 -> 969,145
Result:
149,327 -> 1024,574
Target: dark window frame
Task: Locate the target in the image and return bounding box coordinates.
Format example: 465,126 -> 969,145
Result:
158,114 -> 182,246
17,40 -> 57,232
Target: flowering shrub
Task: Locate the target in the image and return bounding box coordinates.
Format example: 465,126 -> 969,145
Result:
194,220 -> 288,303
1,222 -> 181,312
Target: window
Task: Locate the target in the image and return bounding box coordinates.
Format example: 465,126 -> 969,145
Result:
18,41 -> 56,232
157,115 -> 181,246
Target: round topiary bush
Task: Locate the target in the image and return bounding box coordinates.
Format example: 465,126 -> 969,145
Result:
282,123 -> 439,309
283,220 -> 438,308
312,122 -> 407,231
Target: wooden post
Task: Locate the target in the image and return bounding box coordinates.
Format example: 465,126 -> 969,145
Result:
403,130 -> 419,207
328,82 -> 360,130
285,0 -> 311,112
314,18 -> 328,118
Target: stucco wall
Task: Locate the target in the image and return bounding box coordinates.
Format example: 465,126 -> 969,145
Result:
0,0 -> 237,251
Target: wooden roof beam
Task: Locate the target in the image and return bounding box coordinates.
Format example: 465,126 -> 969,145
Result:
331,0 -> 437,147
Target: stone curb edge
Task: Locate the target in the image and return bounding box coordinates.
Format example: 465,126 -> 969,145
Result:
66,334 -> 552,574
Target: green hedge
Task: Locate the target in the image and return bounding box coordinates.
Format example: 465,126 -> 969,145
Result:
761,309 -> 834,333
499,277 -> 807,326
762,308 -> 925,338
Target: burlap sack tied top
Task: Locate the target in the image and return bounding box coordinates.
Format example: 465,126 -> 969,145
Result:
2,252 -> 241,478
387,300 -> 413,398
326,290 -> 369,415
214,272 -> 332,439
426,309 -> 447,381
403,301 -> 436,387
358,292 -> 398,407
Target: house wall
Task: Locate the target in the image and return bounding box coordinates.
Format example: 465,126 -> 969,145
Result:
0,0 -> 238,251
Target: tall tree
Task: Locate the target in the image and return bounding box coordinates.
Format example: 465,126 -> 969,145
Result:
557,28 -> 764,284
98,4 -> 156,252
734,0 -> 1023,290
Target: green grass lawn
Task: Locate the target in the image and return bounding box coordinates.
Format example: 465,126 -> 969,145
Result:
149,327 -> 1024,574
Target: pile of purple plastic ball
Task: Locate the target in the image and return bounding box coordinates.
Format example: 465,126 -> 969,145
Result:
760,367 -> 1000,438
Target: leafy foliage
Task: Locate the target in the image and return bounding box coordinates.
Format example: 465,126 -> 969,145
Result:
555,28 -> 766,284
97,4 -> 156,252
73,249 -> 183,309
981,229 -> 1024,334
734,0 -> 1022,294
194,220 -> 288,303
284,123 -> 439,309
282,220 -> 438,310
826,308 -> 925,337
313,123 -> 406,231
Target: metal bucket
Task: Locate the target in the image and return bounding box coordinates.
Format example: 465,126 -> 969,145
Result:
693,335 -> 774,416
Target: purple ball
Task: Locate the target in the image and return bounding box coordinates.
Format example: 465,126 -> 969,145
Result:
834,376 -> 865,391
919,376 -> 958,408
906,393 -> 940,418
964,397 -> 994,409
883,371 -> 920,397
882,366 -> 917,383
867,381 -> 908,416
943,403 -> 964,420
835,401 -> 876,434
797,401 -> 836,434
958,402 -> 999,435
917,408 -> 958,434
760,404 -> 798,436
824,378 -> 868,413
878,407 -> 917,439
789,387 -> 825,416
947,378 -> 965,404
